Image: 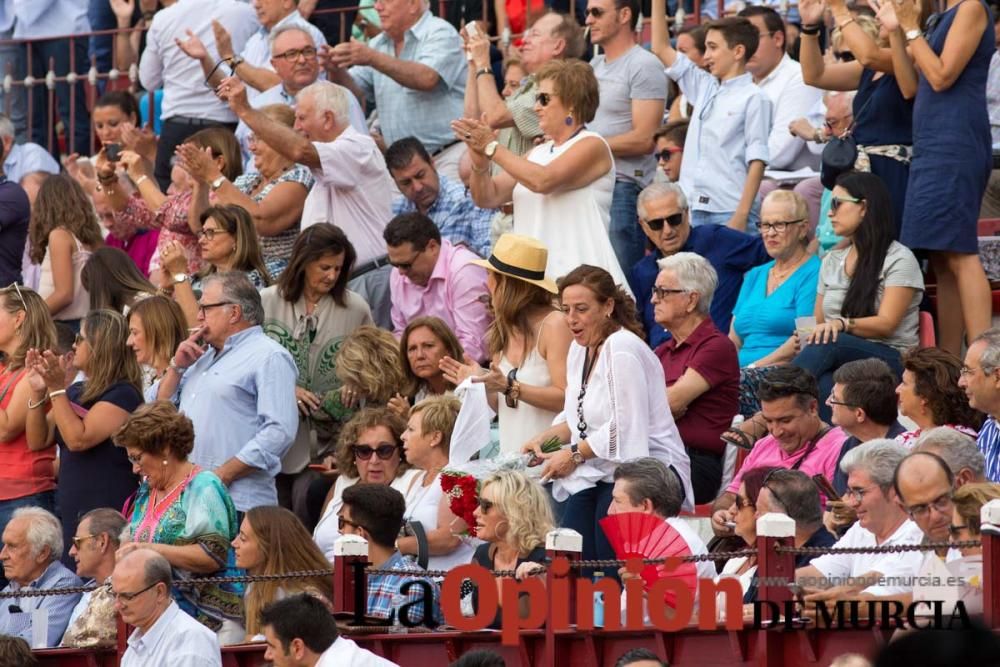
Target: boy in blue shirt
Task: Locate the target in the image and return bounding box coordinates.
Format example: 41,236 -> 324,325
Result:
651,1 -> 772,232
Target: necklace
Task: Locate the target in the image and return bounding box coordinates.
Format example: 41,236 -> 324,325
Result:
151,463 -> 194,509
551,125 -> 587,153
576,342 -> 603,440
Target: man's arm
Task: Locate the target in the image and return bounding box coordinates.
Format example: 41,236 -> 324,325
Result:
224,77 -> 321,168
467,32 -> 514,128
298,0 -> 318,17
766,75 -> 823,171
330,40 -> 441,91
449,264 -> 492,362
605,98 -> 664,158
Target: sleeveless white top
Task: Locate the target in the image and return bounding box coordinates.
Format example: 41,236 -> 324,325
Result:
402,470 -> 477,572
38,233 -> 92,322
511,130 -> 630,291
496,311 -> 560,456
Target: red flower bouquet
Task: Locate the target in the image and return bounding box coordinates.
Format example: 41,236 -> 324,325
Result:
441,471 -> 480,537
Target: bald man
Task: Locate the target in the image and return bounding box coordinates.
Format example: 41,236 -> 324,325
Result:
893,452 -> 957,559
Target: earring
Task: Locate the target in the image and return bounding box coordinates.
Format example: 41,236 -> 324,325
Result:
162,460 -> 168,466
564,115 -> 574,126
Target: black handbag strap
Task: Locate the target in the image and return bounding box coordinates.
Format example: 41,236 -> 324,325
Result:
408,520 -> 430,570
791,425 -> 832,471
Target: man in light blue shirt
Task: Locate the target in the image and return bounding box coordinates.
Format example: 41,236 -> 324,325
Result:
154,272 -> 298,512
651,7 -> 772,233
115,549 -> 222,667
0,507 -> 82,648
0,114 -> 59,184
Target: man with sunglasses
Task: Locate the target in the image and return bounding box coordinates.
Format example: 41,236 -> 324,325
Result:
60,509 -> 126,648
114,549 -> 222,666
585,0 -> 668,273
959,329 -> 1000,482
630,182 -> 768,348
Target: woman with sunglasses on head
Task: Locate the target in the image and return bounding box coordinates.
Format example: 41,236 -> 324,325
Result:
233,506 -> 333,640
312,408 -> 420,561
161,205 -> 272,327
179,104 -> 314,280
729,190 -> 821,419
113,401 -> 244,643
24,309 -> 143,566
261,224 -> 372,525
792,171 -> 923,422
715,466 -> 781,603
453,59 -> 630,292
0,285 -> 59,546
440,234 -> 572,456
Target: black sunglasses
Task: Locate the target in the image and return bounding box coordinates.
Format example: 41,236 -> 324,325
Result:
645,213 -> 684,231
504,368 -> 518,409
734,494 -> 755,511
352,443 -> 399,461
835,51 -> 856,61
586,6 -> 606,16
535,92 -> 553,107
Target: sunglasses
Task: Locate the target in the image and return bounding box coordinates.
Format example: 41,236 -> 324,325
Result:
535,92 -> 552,107
389,247 -> 424,271
734,494 -> 755,511
834,51 -> 856,61
6,283 -> 25,310
504,368 -> 518,409
645,213 -> 684,231
586,6 -> 606,16
830,195 -> 863,212
352,443 -> 399,460
654,146 -> 682,161
338,516 -> 361,531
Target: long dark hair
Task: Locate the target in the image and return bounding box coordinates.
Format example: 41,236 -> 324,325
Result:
81,247 -> 156,312
277,224 -> 357,306
836,172 -> 896,319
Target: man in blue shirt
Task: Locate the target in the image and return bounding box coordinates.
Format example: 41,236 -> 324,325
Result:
960,329 -> 1000,482
154,271 -> 298,513
0,507 -> 82,647
630,182 -> 768,348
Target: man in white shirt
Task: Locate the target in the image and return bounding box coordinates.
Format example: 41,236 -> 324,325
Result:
139,0 -> 259,189
260,593 -> 398,667
0,113 -> 58,185
115,548 -> 222,667
223,75 -> 394,326
796,439 -> 925,600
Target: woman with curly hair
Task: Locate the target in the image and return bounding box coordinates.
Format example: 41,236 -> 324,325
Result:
896,347 -> 983,448
232,505 -> 334,639
335,326 -> 409,416
468,470 -> 554,627
312,408 -> 420,561
29,174 -> 104,329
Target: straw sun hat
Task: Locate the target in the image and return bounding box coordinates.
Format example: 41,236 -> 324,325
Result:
471,234 -> 558,294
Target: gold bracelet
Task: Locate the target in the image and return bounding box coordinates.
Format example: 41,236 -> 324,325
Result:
471,163 -> 489,174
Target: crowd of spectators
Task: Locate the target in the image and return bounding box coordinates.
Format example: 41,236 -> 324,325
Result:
0,0 -> 999,664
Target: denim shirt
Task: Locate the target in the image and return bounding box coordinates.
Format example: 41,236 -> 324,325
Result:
0,560 -> 82,647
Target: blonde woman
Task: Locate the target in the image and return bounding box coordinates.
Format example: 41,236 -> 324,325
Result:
951,483 -> 1000,559
441,234 -> 572,455
335,326 -> 409,417
469,469 -> 554,627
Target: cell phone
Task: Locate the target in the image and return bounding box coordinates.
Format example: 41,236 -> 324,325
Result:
105,143 -> 122,163
812,473 -> 840,500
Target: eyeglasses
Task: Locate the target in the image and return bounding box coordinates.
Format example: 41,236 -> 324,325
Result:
6,283 -> 25,310
273,46 -> 318,62
478,498 -> 495,513
71,534 -> 97,549
845,484 -> 879,504
338,516 -> 361,532
761,469 -> 790,510
734,494 -> 755,511
352,443 -> 399,461
535,92 -> 554,107
960,365 -> 996,377
654,147 -> 683,161
830,195 -> 863,212
651,286 -> 688,300
905,491 -> 953,520
198,227 -> 230,240
503,78 -> 522,90
113,581 -> 159,602
504,368 -> 518,409
126,451 -> 144,465
585,7 -> 606,17
825,394 -> 856,407
389,247 -> 424,271
645,213 -> 684,231
949,524 -> 968,537
197,301 -> 234,314
759,219 -> 805,234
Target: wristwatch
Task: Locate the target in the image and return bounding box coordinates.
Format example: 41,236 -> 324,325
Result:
904,28 -> 922,42
210,175 -> 226,191
172,273 -> 189,285
485,140 -> 499,159
570,444 -> 585,466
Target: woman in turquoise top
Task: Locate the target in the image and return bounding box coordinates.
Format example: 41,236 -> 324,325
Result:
729,191 -> 820,417
115,401 -> 244,643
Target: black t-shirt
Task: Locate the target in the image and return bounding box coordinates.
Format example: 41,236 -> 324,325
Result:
470,542 -> 547,629
0,178 -> 30,286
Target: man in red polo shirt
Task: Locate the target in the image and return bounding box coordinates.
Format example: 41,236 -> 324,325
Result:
652,252 -> 740,504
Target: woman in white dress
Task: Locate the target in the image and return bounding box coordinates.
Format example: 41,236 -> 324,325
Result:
522,266 -> 692,567
440,234 -> 572,456
453,59 -> 629,290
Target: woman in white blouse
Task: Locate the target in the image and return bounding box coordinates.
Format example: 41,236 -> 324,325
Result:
523,265 -> 693,566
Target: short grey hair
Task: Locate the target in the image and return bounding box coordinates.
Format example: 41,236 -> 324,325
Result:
839,438 -> 907,490
0,114 -> 14,140
613,457 -> 684,517
142,551 -> 174,588
655,251 -> 717,315
973,328 -> 1000,371
269,24 -> 315,53
637,181 -> 688,220
914,427 -> 986,480
202,271 -> 264,326
11,507 -> 62,561
758,469 -> 823,528
297,80 -> 350,127
79,508 -> 127,548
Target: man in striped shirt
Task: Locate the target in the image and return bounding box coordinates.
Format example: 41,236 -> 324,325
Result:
958,329 -> 1000,482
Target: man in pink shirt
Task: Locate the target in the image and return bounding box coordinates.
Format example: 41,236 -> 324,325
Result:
222,76 -> 395,327
711,365 -> 845,536
385,212 -> 491,362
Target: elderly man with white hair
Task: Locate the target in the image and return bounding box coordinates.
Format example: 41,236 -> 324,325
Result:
913,427 -> 988,488
222,75 -> 395,326
652,252 -> 740,504
0,507 -> 82,647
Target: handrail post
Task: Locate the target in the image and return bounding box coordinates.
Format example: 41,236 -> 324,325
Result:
980,500 -> 1000,629
755,512 -> 796,667
544,528 -> 583,667
333,535 -> 369,618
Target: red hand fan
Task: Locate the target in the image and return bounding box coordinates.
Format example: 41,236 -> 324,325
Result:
599,512 -> 699,608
